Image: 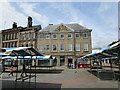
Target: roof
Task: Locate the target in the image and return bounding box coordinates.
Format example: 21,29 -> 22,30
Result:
1,47 -> 42,56
81,41 -> 120,59
1,25 -> 41,32
1,55 -> 52,60
39,23 -> 91,33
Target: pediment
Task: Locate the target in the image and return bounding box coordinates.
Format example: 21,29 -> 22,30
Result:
55,24 -> 72,32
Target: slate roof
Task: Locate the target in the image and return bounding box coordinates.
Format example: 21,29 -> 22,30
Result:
39,23 -> 91,33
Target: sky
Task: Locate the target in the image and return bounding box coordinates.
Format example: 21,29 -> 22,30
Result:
0,1 -> 118,49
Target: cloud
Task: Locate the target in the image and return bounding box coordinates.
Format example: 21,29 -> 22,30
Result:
0,2 -> 118,49
17,3 -> 49,26
0,1 -> 27,30
97,3 -> 111,13
48,2 -> 118,48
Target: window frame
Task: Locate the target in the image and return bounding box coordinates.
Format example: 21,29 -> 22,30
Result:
53,44 -> 57,51
39,34 -> 44,39
46,34 -> 50,39
39,45 -> 43,52
68,44 -> 72,51
68,33 -> 72,39
53,34 -> 57,39
76,43 -> 80,51
84,43 -> 89,51
60,44 -> 65,51
75,33 -> 80,38
60,34 -> 64,39
46,44 -> 50,51
83,33 -> 88,38
26,33 -> 29,40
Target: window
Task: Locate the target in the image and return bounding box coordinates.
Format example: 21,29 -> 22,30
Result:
4,35 -> 6,40
29,33 -> 32,39
68,33 -> 72,38
12,43 -> 14,47
53,44 -> 57,51
76,43 -> 80,51
11,34 -> 12,39
46,45 -> 50,51
84,43 -> 88,51
60,44 -> 64,51
60,34 -> 64,39
39,45 -> 43,52
26,33 -> 29,40
39,34 -> 43,39
75,33 -> 80,38
8,34 -> 10,40
10,43 -> 12,47
53,34 -> 57,39
6,34 -> 8,40
46,34 -> 50,39
12,33 -> 14,39
8,34 -> 9,40
83,33 -> 88,38
68,44 -> 72,51
31,33 -> 34,39
15,32 -> 18,39
21,34 -> 24,40
8,43 -> 10,47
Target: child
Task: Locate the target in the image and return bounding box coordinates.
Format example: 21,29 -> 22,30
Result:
8,66 -> 13,76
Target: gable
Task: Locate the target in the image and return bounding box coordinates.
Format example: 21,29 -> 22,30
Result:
55,24 -> 72,32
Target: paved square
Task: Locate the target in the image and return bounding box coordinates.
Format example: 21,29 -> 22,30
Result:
1,68 -> 119,89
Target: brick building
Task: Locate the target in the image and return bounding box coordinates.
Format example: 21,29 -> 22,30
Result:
37,23 -> 92,66
1,17 -> 41,49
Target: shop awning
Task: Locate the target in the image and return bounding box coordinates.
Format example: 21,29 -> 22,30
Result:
1,47 -> 42,56
1,55 -> 52,60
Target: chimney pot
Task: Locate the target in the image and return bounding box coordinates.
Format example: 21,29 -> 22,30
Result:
27,16 -> 32,27
12,22 -> 17,29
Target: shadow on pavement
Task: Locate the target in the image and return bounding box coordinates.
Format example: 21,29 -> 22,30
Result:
26,69 -> 64,74
87,70 -> 120,80
2,79 -> 62,89
3,69 -> 64,74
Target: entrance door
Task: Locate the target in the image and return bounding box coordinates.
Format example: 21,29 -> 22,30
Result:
68,58 -> 72,64
60,56 -> 65,66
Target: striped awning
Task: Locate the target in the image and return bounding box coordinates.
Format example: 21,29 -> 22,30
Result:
0,55 -> 52,60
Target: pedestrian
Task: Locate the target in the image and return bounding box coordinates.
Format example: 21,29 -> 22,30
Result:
68,63 -> 71,68
72,63 -> 75,69
21,63 -> 28,77
71,63 -> 73,69
8,66 -> 13,76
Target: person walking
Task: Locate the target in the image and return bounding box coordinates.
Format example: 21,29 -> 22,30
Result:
21,63 -> 28,77
8,66 -> 13,76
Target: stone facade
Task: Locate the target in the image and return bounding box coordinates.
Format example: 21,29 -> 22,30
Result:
37,23 -> 92,67
1,17 -> 41,49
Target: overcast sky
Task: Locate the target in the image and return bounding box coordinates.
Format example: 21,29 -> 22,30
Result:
0,1 -> 118,49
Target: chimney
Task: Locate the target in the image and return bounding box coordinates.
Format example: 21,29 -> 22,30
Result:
27,16 -> 32,28
12,22 -> 17,29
